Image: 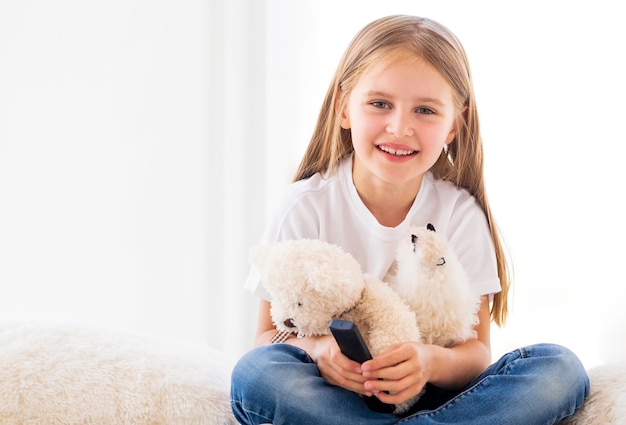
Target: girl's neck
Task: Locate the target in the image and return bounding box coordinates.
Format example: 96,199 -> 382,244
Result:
352,172 -> 423,228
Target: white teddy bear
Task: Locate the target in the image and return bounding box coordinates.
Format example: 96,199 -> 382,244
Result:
250,227 -> 481,415
385,223 -> 482,348
250,238 -> 422,415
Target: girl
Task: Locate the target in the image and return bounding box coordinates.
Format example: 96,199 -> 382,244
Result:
230,15 -> 589,425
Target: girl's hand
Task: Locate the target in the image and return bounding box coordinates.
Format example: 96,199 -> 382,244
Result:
310,335 -> 372,396
360,342 -> 431,404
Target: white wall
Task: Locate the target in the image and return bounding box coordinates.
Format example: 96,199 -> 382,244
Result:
1,0 -> 624,366
0,0 -> 262,360
0,0 -> 215,346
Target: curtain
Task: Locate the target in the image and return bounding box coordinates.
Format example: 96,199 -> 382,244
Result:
207,0 -> 265,357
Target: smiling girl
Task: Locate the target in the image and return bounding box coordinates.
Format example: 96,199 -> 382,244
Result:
230,15 -> 589,425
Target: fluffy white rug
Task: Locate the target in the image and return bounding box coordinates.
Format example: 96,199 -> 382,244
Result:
1,321 -> 622,425
0,322 -> 237,425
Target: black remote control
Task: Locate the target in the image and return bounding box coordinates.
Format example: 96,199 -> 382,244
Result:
329,319 -> 396,414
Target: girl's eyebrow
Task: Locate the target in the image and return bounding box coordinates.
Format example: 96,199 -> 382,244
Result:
363,90 -> 446,106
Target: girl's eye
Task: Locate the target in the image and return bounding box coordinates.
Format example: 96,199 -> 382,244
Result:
416,107 -> 435,115
371,101 -> 391,109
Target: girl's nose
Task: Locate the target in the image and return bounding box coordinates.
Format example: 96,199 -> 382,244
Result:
386,112 -> 414,138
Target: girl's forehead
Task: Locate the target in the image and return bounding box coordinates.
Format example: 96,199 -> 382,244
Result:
360,54 -> 438,84
362,48 -> 433,78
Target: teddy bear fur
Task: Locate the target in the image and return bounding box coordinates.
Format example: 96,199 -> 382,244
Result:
385,224 -> 482,348
250,238 -> 422,415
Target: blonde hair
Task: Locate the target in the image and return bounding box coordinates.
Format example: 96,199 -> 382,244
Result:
294,15 -> 511,326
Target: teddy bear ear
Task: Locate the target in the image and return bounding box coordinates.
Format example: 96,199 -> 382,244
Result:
427,223 -> 436,232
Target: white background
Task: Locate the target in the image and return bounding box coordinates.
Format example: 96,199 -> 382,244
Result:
1,0 -> 624,366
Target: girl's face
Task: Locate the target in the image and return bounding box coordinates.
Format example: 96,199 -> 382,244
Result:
340,56 -> 458,191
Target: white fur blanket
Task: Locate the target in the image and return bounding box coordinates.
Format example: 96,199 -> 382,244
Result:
0,322 -> 237,425
1,322 -> 622,425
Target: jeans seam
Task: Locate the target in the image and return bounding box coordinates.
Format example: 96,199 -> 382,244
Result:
231,399 -> 273,424
399,377 -> 490,422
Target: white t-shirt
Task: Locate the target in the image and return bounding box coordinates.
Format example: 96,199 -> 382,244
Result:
245,154 -> 501,301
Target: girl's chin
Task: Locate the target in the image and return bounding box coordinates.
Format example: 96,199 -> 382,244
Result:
354,152 -> 426,186
371,168 -> 424,188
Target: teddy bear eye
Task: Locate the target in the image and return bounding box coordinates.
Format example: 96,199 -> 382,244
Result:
411,234 -> 418,252
296,302 -> 303,307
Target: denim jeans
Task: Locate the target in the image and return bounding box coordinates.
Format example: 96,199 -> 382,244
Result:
230,343 -> 589,425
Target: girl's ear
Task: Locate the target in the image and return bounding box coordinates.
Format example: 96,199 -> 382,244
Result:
445,105 -> 468,145
445,123 -> 457,145
336,88 -> 351,129
445,128 -> 456,145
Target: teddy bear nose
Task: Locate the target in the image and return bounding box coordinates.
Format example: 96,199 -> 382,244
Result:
284,318 -> 295,328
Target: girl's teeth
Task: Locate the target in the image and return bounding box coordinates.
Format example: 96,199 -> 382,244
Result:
379,145 -> 414,156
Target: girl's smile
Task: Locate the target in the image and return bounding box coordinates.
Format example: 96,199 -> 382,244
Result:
377,143 -> 417,159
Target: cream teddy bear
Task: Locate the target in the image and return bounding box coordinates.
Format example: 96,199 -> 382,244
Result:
250,238 -> 422,415
385,223 -> 482,347
250,227 -> 482,415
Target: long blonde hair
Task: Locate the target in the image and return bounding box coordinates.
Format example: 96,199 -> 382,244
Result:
294,15 -> 511,326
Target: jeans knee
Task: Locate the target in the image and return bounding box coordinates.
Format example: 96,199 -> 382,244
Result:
523,343 -> 590,404
557,345 -> 590,398
231,345 -> 274,397
535,344 -> 587,379
231,344 -> 314,400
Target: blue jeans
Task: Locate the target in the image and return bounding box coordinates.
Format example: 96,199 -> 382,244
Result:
230,343 -> 589,425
